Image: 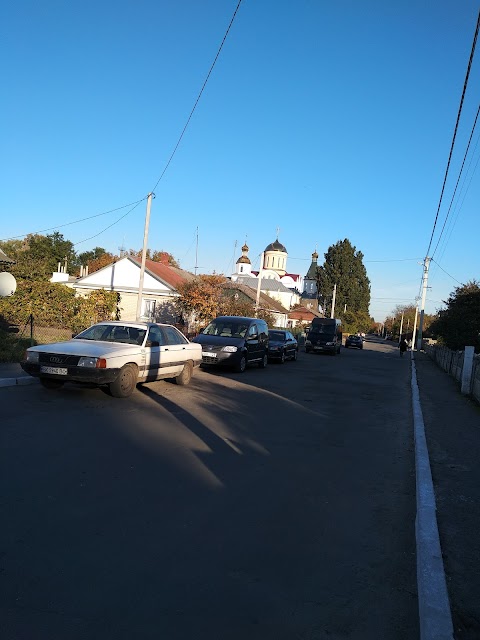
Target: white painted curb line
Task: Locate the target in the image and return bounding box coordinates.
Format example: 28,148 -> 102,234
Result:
411,356 -> 454,640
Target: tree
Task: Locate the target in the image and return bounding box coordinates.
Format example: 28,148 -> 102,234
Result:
86,252 -> 117,274
429,281 -> 480,352
176,275 -> 227,325
384,305 -> 435,339
77,247 -> 108,265
1,233 -> 78,280
127,249 -> 180,268
71,290 -> 120,334
316,239 -> 370,321
0,279 -> 120,335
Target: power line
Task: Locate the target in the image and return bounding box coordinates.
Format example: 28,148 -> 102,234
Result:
1,2 -> 243,249
430,259 -> 463,286
73,201 -> 144,247
150,0 -> 243,193
431,102 -> 480,259
425,9 -> 480,257
0,197 -> 147,242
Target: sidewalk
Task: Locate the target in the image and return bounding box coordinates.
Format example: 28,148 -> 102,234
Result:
0,362 -> 38,388
414,351 -> 480,639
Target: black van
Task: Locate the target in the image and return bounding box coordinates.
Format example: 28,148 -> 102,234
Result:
305,317 -> 342,355
193,316 -> 269,372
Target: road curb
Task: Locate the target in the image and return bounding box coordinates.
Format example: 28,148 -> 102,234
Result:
411,356 -> 454,640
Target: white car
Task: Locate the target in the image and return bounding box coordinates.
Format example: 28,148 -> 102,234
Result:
21,321 -> 202,398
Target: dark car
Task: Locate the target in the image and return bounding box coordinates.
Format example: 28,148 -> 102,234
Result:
192,316 -> 269,373
345,334 -> 363,349
267,330 -> 298,363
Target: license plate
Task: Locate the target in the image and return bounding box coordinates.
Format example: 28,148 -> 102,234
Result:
314,346 -> 324,350
203,352 -> 217,358
40,366 -> 68,375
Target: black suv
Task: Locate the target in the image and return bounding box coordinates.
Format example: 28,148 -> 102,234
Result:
193,316 -> 269,372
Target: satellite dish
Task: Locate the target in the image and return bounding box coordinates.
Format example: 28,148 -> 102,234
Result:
0,272 -> 17,297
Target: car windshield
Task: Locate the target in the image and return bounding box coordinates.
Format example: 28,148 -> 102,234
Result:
75,324 -> 146,345
269,331 -> 285,341
309,325 -> 334,334
202,321 -> 247,338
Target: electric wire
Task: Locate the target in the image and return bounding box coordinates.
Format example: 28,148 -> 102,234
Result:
431,135 -> 480,280
72,201 -> 144,247
150,0 -> 243,194
425,8 -> 480,258
0,197 -> 147,242
431,102 -> 480,260
430,259 -> 463,286
1,1 -> 243,249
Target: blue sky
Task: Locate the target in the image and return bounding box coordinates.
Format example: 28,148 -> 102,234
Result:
2,1 -> 479,321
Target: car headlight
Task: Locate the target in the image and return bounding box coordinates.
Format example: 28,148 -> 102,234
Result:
26,351 -> 39,363
222,346 -> 238,353
305,340 -> 311,345
78,356 -> 107,368
326,341 -> 335,346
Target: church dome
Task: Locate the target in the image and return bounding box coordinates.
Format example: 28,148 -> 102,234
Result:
241,243 -> 249,252
264,240 -> 287,253
236,255 -> 251,264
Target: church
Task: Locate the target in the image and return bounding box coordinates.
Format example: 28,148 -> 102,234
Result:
230,238 -> 322,313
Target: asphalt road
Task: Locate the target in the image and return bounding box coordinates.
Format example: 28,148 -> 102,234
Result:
0,338 -> 419,639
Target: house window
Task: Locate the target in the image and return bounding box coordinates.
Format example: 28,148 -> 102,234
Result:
143,299 -> 156,321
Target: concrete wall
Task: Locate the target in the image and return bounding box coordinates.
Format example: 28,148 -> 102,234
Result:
425,344 -> 480,405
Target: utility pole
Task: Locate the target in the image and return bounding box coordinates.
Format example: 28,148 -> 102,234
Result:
330,283 -> 337,319
398,311 -> 404,344
416,257 -> 431,351
255,252 -> 265,316
136,193 -> 154,321
411,299 -> 419,354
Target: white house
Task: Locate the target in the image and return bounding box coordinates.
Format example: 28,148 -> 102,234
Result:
73,255 -> 195,322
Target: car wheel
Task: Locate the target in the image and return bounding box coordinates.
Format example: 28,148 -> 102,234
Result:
109,364 -> 138,398
234,355 -> 247,373
280,351 -> 286,364
40,378 -> 64,390
258,353 -> 268,369
175,361 -> 192,385
292,349 -> 298,361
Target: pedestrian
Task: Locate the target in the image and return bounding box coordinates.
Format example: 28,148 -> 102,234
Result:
399,337 -> 408,357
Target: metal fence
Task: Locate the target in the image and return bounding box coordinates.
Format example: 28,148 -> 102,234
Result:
0,314 -> 72,363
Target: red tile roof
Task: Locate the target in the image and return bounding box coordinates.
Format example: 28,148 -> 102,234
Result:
130,257 -> 195,289
288,306 -> 322,321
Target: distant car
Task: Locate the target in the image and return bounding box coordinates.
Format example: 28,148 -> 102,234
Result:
345,334 -> 364,349
267,330 -> 298,363
192,316 -> 269,372
21,321 -> 202,397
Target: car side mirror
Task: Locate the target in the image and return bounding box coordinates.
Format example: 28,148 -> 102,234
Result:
147,340 -> 160,347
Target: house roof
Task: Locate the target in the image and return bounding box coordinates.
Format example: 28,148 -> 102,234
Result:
130,257 -> 196,289
239,275 -> 292,293
288,306 -> 323,321
222,282 -> 289,314
0,248 -> 15,264
74,255 -> 196,294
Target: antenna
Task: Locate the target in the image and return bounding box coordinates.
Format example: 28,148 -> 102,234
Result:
194,226 -> 199,275
118,236 -> 126,257
230,239 -> 238,274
